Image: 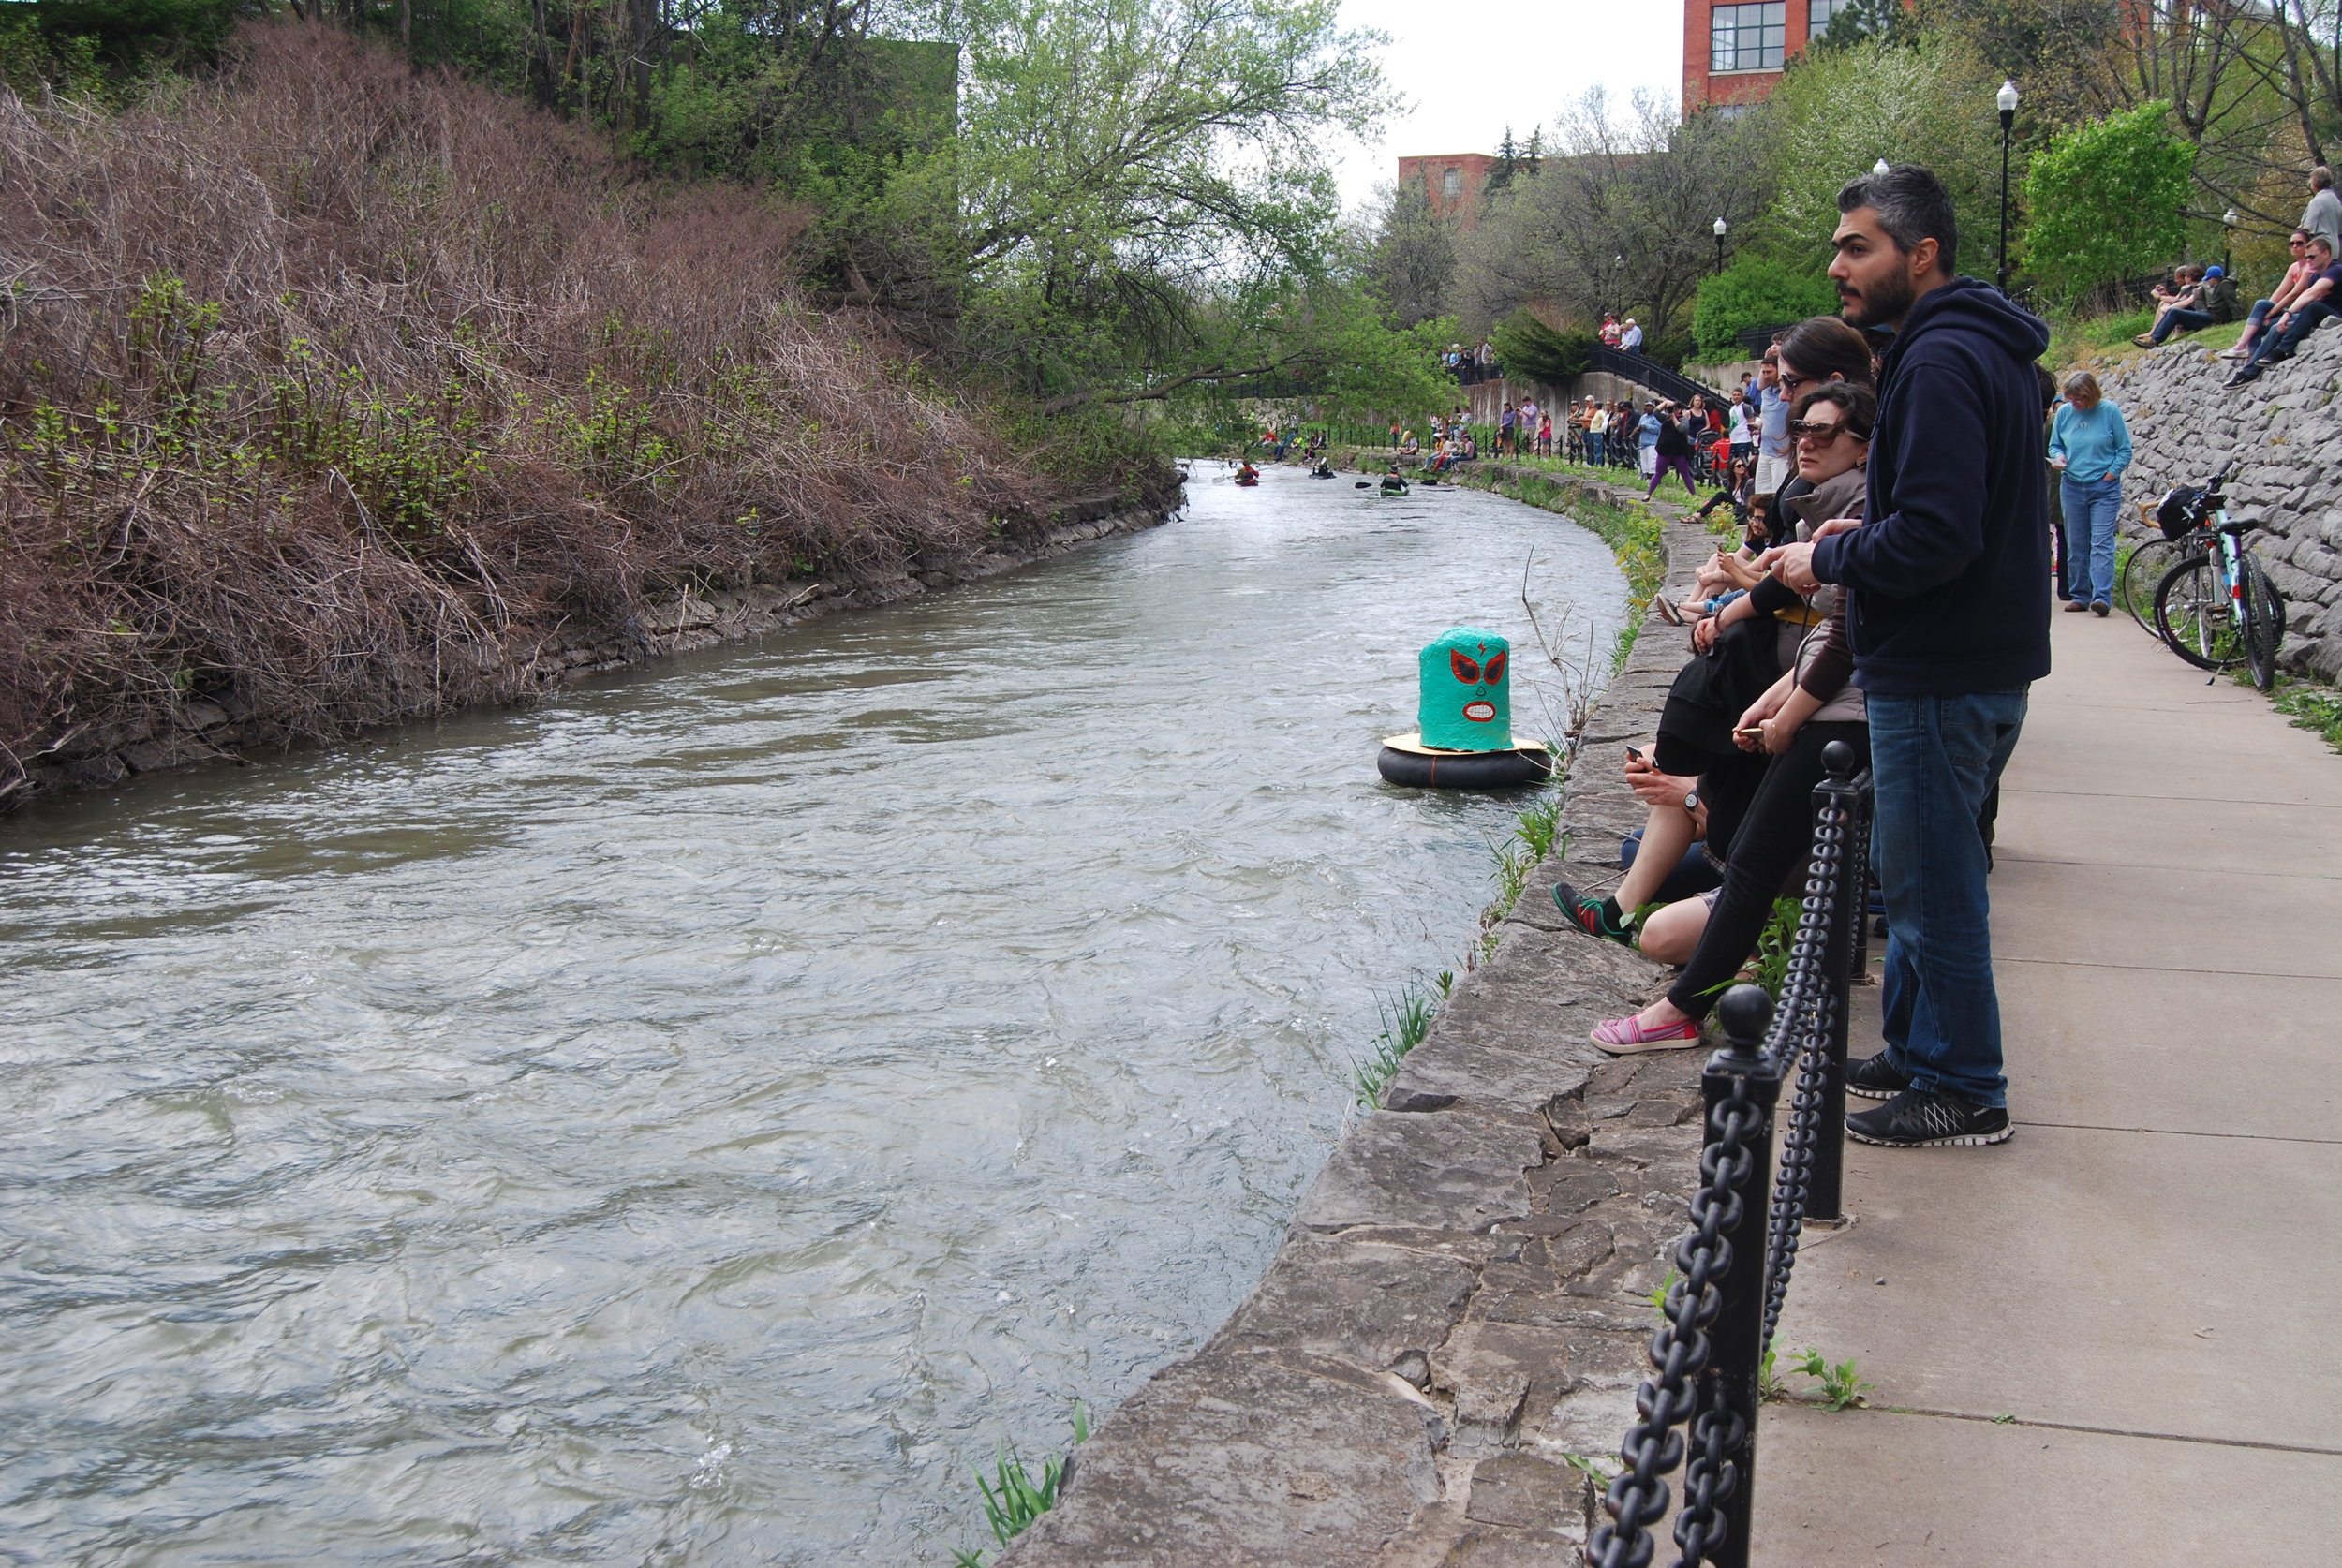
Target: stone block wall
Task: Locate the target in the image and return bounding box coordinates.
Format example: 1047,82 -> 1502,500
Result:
2094,324 -> 2342,679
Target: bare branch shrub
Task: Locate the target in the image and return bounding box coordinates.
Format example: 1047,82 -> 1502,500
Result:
0,22 -> 1115,791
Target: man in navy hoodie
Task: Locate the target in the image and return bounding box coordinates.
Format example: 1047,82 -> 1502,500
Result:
1763,166 -> 2050,1149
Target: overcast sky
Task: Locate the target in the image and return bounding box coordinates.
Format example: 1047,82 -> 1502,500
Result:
1330,0 -> 1683,215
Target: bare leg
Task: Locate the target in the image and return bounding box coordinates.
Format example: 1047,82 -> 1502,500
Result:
1637,895 -> 1712,968
1616,803 -> 1695,914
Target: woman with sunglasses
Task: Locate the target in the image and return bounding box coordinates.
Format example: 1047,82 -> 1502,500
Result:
1589,382 -> 1877,1053
2221,230 -> 2319,362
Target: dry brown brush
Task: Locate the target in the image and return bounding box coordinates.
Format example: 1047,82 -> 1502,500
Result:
0,22 -> 1124,803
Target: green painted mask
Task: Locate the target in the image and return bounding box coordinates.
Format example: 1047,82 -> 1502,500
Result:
1417,627 -> 1514,750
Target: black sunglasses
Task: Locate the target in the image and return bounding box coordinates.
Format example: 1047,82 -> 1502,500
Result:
1789,419 -> 1868,442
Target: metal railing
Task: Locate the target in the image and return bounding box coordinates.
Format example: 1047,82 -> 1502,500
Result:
1586,741 -> 1874,1568
1586,346 -> 1733,410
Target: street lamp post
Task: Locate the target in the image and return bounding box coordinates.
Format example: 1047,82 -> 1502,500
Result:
1996,80 -> 2019,293
2223,207 -> 2239,275
1713,216 -> 1728,273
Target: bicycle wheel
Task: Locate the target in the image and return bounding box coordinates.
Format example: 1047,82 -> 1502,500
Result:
2240,556 -> 2286,691
2117,537 -> 2183,630
2154,555 -> 2244,671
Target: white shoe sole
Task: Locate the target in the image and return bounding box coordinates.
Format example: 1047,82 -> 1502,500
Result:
1589,1029 -> 1702,1057
1845,1121 -> 2014,1148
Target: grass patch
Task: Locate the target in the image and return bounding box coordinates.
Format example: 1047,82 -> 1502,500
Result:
2272,677 -> 2342,753
954,1406 -> 1090,1567
1352,972 -> 1452,1107
1747,895 -> 1804,1000
2041,305 -> 2248,373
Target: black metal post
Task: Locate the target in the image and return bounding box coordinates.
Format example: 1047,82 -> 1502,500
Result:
1715,233 -> 1726,273
1996,107 -> 2014,293
1694,984 -> 1782,1568
1805,743 -> 1868,1222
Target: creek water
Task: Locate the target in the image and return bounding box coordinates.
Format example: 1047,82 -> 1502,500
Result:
0,465 -> 1624,1566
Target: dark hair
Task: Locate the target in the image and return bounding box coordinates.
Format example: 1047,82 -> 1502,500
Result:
1794,381 -> 1877,441
1777,315 -> 1876,390
1836,163 -> 1959,274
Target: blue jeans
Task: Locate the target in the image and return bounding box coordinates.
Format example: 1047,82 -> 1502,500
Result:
2256,299 -> 2338,363
1868,689 -> 2030,1109
1585,432 -> 1605,466
2059,474 -> 2122,604
2148,305 -> 2211,345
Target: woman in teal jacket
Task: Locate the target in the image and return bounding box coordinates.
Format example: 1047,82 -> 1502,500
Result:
2048,370 -> 2133,616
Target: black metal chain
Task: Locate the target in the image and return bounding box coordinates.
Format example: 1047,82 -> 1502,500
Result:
1757,790 -> 1852,1355
1586,1075 -> 1766,1568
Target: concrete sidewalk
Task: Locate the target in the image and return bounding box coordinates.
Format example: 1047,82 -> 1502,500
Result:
1754,612 -> 2342,1561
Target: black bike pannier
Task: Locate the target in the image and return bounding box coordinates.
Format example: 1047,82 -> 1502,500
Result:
2156,486 -> 2201,540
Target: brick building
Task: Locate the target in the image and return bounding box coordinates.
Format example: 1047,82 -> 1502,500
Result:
1682,0 -> 1863,111
1394,153 -> 1496,225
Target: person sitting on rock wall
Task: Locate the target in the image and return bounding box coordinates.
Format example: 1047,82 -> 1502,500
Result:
2223,230 -> 2319,362
2227,233 -> 2342,386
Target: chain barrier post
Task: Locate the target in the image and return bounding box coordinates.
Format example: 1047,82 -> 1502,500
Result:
1587,985 -> 1780,1568
1676,984 -> 1781,1568
1804,741 -> 1864,1223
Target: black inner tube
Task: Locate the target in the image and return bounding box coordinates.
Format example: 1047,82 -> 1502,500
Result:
1376,746 -> 1552,791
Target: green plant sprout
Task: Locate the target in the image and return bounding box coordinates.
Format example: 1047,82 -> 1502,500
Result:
955,1405 -> 1090,1566
1789,1347 -> 1871,1411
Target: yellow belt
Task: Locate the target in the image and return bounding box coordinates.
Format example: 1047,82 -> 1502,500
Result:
1777,606 -> 1827,627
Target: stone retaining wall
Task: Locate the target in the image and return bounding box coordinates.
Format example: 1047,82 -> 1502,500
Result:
1001,487 -> 1712,1566
10,496 -> 1178,807
2092,325 -> 2342,679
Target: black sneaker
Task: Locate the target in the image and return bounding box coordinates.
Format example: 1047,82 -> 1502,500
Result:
1847,1088 -> 2012,1148
1552,880 -> 1634,945
1844,1052 -> 1910,1101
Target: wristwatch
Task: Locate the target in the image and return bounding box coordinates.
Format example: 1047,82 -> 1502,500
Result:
1682,788 -> 1700,812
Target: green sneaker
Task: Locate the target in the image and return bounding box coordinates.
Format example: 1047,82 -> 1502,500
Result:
1553,880 -> 1634,945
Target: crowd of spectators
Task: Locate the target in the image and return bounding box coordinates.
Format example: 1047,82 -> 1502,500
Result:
1539,164 -> 2050,1154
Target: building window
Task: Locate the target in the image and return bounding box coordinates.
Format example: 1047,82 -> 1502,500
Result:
1809,0 -> 1853,37
1711,2 -> 1786,72
1442,167 -> 1462,199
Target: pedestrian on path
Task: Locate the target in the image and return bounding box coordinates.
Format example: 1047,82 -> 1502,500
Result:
1756,348 -> 1793,495
1647,401 -> 1697,500
1763,163 -> 2050,1150
1634,400 -> 1662,481
2048,370 -> 2131,616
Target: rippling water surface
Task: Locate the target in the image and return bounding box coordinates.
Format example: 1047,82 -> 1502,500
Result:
0,465 -> 1623,1565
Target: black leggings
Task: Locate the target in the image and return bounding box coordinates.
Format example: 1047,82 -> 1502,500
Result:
1668,721 -> 1870,1021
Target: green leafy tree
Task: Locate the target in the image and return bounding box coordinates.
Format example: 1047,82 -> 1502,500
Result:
2021,99 -> 2195,302
1754,28 -> 2007,271
1691,257 -> 1840,362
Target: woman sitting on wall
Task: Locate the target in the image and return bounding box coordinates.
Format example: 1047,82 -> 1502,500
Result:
1587,380 -> 1876,1053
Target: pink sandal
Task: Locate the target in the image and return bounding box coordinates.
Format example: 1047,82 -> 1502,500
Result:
1590,1013 -> 1703,1056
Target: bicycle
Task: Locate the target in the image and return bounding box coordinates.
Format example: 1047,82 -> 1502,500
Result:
2149,458 -> 2289,690
2114,501 -> 2201,632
